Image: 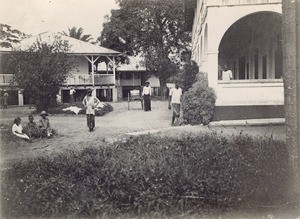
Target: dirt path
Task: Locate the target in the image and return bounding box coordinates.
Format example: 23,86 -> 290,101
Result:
0,101 -> 172,163
0,101 -> 285,165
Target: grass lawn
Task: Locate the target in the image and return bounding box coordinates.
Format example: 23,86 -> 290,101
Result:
0,101 -> 294,218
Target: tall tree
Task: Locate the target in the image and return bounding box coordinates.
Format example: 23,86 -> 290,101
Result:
99,0 -> 191,93
282,0 -> 300,201
9,37 -> 77,111
62,27 -> 93,42
0,24 -> 28,48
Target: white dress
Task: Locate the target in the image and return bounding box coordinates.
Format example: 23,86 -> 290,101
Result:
12,124 -> 30,139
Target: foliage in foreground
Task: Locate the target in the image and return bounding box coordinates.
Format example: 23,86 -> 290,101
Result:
46,102 -> 113,116
1,133 -> 289,218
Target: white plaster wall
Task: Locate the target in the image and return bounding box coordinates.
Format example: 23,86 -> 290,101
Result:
191,2 -> 283,106
215,80 -> 284,106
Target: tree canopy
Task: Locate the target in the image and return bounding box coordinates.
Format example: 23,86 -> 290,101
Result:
62,27 -> 93,42
99,0 -> 191,84
10,37 -> 77,111
0,24 -> 28,48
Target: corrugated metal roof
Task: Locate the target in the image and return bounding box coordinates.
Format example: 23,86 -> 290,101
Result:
17,32 -> 121,55
0,47 -> 13,52
96,55 -> 146,71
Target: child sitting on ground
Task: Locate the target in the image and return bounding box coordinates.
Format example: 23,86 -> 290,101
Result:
39,111 -> 55,138
12,117 -> 30,140
23,114 -> 42,139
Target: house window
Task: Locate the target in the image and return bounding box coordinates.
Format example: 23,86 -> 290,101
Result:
262,54 -> 267,79
125,73 -> 133,79
254,49 -> 259,79
135,73 -> 141,79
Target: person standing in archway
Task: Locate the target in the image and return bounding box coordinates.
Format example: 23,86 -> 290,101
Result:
221,64 -> 233,81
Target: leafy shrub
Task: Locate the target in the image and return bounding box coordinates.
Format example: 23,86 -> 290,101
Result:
1,133 -> 289,218
45,102 -> 113,116
182,74 -> 216,125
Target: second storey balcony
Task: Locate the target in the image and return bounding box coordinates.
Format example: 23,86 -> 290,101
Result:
0,74 -> 14,86
65,73 -> 115,86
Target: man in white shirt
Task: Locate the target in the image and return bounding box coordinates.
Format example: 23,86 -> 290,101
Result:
70,87 -> 76,103
168,83 -> 182,126
221,64 -> 233,81
82,88 -> 101,132
142,81 -> 151,111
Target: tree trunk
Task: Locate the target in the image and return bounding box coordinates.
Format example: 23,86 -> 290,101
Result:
282,0 -> 300,203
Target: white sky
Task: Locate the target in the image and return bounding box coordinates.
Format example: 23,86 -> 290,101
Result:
0,0 -> 119,40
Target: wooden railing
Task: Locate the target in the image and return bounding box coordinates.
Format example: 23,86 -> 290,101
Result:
65,74 -> 115,85
0,74 -> 14,85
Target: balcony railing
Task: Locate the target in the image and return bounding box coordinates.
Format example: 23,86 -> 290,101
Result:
216,79 -> 284,106
65,74 -> 115,86
0,74 -> 14,86
119,79 -> 141,86
206,0 -> 281,7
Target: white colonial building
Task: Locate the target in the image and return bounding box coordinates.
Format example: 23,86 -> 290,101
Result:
188,0 -> 284,120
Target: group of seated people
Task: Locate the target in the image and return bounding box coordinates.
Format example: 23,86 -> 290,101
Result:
12,111 -> 55,141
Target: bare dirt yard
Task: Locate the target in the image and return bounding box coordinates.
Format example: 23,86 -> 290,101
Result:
0,101 -> 285,165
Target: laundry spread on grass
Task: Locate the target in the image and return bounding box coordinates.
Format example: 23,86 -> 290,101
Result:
62,103 -> 107,115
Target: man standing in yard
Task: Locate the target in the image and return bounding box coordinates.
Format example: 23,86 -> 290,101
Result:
69,87 -> 76,104
142,81 -> 151,111
3,90 -> 9,109
168,83 -> 182,126
82,88 -> 100,132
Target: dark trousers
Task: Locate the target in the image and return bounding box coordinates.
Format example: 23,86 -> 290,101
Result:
86,114 -> 95,130
144,95 -> 151,111
70,95 -> 74,104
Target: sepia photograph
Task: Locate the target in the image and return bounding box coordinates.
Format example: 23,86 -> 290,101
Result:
0,0 -> 299,218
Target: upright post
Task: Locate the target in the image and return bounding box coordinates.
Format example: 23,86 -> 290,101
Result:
91,56 -> 95,87
295,0 -> 300,199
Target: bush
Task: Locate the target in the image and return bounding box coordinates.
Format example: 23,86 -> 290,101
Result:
1,133 -> 289,218
45,102 -> 113,116
182,75 -> 216,125
168,60 -> 199,92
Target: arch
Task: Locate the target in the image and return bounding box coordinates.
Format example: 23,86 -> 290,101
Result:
209,5 -> 282,53
218,12 -> 282,80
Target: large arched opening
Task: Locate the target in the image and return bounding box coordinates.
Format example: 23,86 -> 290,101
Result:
218,12 -> 282,80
